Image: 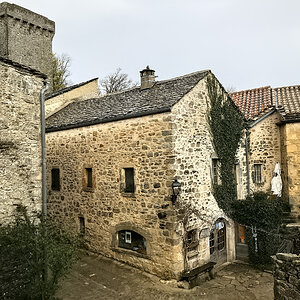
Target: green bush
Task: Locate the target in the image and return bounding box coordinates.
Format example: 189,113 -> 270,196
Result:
0,206 -> 79,299
231,192 -> 288,265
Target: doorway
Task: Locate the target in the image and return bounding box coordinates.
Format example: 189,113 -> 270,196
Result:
209,219 -> 227,264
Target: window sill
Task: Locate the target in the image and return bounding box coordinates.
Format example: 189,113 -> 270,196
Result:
121,192 -> 136,198
111,247 -> 150,260
83,187 -> 94,193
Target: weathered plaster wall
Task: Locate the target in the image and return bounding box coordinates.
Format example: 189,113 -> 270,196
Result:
0,2 -> 55,86
45,79 -> 99,117
280,122 -> 300,216
0,61 -> 44,223
249,112 -> 282,194
273,253 -> 300,300
46,113 -> 182,279
172,75 -> 236,270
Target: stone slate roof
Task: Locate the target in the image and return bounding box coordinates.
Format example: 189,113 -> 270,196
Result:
0,56 -> 47,79
231,84 -> 300,122
46,78 -> 98,100
274,85 -> 300,122
230,86 -> 273,120
46,70 -> 209,132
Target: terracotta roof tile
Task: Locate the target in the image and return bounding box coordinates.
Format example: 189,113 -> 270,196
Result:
230,86 -> 273,120
273,85 -> 300,121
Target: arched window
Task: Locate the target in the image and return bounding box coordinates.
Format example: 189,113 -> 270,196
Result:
117,230 -> 146,255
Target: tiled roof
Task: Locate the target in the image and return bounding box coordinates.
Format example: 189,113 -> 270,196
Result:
274,85 -> 300,121
230,86 -> 273,120
46,78 -> 98,100
231,84 -> 300,122
46,70 -> 209,132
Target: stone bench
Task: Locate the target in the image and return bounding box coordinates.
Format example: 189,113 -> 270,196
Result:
181,262 -> 217,288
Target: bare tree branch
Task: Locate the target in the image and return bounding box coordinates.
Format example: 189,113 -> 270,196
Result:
100,68 -> 137,94
52,53 -> 72,91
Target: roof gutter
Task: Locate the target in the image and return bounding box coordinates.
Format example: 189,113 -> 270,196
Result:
248,108 -> 276,129
40,81 -> 49,219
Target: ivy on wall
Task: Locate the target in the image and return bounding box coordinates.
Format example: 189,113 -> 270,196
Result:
231,192 -> 287,265
207,76 -> 288,265
207,76 -> 244,213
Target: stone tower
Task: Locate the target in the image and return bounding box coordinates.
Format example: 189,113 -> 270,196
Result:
0,2 -> 55,83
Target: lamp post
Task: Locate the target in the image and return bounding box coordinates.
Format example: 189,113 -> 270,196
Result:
171,178 -> 181,205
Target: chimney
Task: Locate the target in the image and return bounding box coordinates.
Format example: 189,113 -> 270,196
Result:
140,66 -> 155,89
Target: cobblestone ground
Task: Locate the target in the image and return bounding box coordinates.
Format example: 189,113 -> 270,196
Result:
58,254 -> 274,300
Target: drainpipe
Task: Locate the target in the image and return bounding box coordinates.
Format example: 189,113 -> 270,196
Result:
40,81 -> 49,219
245,128 -> 250,197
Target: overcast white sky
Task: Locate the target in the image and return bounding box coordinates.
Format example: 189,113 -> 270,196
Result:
11,0 -> 300,91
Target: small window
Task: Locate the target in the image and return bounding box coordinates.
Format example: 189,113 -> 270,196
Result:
125,231 -> 132,243
83,168 -> 93,190
187,229 -> 197,244
209,231 -> 215,254
51,168 -> 60,191
186,229 -> 198,252
124,168 -> 134,193
253,164 -> 262,183
212,159 -> 220,185
79,216 -> 85,235
118,230 -> 146,255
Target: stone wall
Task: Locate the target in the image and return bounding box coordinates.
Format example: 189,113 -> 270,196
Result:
273,253 -> 300,300
280,122 -> 300,216
0,2 -> 55,86
171,75 -> 236,271
45,79 -> 99,117
249,112 -> 282,194
0,59 -> 45,223
46,113 -> 180,279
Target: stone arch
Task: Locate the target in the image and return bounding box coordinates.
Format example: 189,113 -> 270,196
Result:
111,222 -> 152,257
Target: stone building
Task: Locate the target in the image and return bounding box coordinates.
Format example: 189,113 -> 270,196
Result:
46,68 -> 242,279
0,56 -> 47,223
0,2 -> 54,223
231,85 -> 300,219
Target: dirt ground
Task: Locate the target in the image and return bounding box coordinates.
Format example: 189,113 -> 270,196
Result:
57,254 -> 274,300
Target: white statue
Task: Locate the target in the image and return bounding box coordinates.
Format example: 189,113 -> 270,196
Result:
271,162 -> 282,197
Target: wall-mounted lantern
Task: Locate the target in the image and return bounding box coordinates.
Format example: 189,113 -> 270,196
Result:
171,178 -> 181,205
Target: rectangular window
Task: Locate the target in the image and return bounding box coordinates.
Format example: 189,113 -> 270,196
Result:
83,168 -> 93,190
253,164 -> 262,183
51,168 -> 60,191
86,168 -> 93,188
212,159 -> 219,185
124,168 -> 134,193
125,231 -> 132,243
79,216 -> 85,235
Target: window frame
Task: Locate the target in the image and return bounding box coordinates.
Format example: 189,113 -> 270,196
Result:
212,158 -> 220,185
120,166 -> 135,196
83,166 -> 94,192
253,164 -> 262,184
